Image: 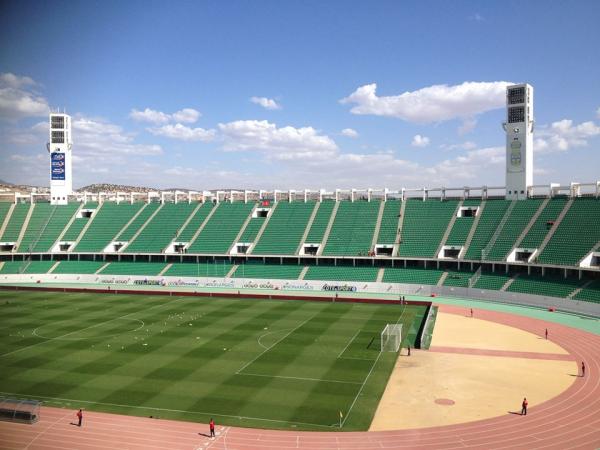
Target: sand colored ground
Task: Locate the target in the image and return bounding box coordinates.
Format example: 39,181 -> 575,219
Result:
370,311 -> 577,431
431,311 -> 569,354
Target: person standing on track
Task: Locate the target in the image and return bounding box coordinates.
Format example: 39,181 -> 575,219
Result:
521,398 -> 528,416
545,328 -> 548,339
76,409 -> 83,427
209,418 -> 215,438
581,361 -> 586,377
470,308 -> 473,318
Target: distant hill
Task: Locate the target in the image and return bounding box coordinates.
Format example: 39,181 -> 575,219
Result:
77,183 -> 159,193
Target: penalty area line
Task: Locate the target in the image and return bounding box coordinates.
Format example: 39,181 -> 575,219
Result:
236,311 -> 319,374
337,329 -> 361,358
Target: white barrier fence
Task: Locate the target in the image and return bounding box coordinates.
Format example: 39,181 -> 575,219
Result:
0,273 -> 598,317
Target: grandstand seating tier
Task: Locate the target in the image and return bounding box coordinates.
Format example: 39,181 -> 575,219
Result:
188,202 -> 254,254
98,262 -> 167,276
165,262 -> 234,277
116,202 -> 161,241
398,200 -> 458,257
252,201 -> 315,254
464,200 -> 512,260
233,263 -> 303,279
18,203 -> 80,252
124,203 -> 198,253
304,201 -> 335,243
0,203 -> 30,242
538,198 -> 600,266
323,201 -> 380,256
486,199 -> 543,261
177,203 -> 214,241
52,260 -> 106,274
304,265 -> 379,282
376,200 -> 401,245
382,267 -> 443,285
74,203 -> 144,252
61,202 -> 98,242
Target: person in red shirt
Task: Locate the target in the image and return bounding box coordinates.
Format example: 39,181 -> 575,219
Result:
521,398 -> 528,416
209,418 -> 215,438
76,409 -> 83,427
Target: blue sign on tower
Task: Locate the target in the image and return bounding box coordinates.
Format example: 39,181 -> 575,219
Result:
51,152 -> 66,180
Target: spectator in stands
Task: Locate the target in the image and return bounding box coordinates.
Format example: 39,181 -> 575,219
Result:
581,361 -> 585,377
76,409 -> 83,427
521,398 -> 528,416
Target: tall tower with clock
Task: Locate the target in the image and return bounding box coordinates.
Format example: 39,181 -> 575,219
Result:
503,84 -> 534,200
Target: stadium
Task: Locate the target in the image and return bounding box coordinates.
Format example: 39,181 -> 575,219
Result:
0,79 -> 599,450
2,1 -> 600,447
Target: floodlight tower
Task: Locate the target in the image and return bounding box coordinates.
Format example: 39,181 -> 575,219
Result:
503,84 -> 534,200
47,112 -> 73,205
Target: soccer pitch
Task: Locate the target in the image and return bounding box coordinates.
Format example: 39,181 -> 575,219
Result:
0,290 -> 427,431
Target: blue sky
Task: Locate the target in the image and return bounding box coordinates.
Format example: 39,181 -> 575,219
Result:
1,0 -> 599,190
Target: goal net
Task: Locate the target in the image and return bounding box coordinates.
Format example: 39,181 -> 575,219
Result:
381,324 -> 402,352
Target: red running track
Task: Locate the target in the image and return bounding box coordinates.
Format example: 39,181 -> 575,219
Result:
0,304 -> 599,450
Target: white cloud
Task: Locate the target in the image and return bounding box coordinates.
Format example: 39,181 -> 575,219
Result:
250,96 -> 281,110
440,141 -> 477,151
341,128 -> 359,138
340,81 -> 512,123
458,117 -> 477,135
0,72 -> 49,120
147,123 -> 216,141
468,13 -> 485,22
172,108 -> 201,123
73,117 -> 163,156
219,120 -> 338,161
129,107 -> 201,124
535,119 -> 600,153
411,134 -> 430,147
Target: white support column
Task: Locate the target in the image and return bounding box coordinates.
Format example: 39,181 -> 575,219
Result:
335,189 -> 340,202
367,188 -> 372,202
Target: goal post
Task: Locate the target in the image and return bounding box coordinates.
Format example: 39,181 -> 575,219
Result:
381,323 -> 402,352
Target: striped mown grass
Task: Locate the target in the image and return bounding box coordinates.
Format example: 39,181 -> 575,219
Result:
0,290 -> 426,431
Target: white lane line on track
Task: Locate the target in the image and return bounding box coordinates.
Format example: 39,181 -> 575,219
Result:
23,410 -> 71,450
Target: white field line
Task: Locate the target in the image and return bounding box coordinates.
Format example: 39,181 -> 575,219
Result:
238,372 -> 361,385
32,318 -> 145,341
337,329 -> 361,358
235,311 -> 319,375
337,356 -> 375,361
256,327 -> 294,350
0,391 -> 334,429
340,351 -> 382,428
24,410 -> 72,450
340,303 -> 408,428
0,296 -> 185,358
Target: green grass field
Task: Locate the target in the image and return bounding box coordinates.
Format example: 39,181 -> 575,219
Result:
0,290 -> 427,431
